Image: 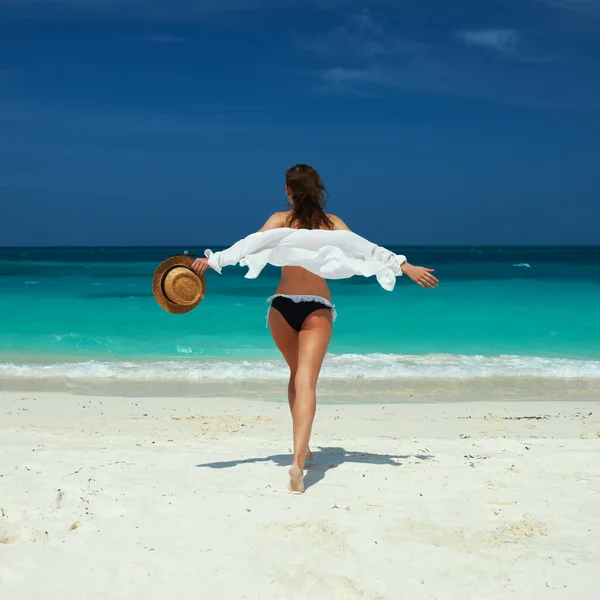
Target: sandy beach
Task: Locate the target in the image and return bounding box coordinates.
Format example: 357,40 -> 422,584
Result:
1,387 -> 599,599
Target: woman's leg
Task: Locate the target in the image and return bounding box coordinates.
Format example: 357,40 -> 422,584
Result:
289,309 -> 332,492
268,308 -> 298,395
287,378 -> 314,460
269,309 -> 314,461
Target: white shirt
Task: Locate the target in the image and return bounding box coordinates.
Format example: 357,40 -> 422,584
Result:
205,228 -> 407,291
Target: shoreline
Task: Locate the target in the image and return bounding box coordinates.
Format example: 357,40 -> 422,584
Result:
1,375 -> 598,403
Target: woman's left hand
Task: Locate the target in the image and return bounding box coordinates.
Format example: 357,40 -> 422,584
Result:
190,257 -> 211,278
402,263 -> 438,289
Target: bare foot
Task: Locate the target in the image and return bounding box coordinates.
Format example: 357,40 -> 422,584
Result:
305,447 -> 314,461
289,466 -> 305,494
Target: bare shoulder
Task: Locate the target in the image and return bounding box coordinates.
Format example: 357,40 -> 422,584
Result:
258,211 -> 290,232
327,213 -> 351,231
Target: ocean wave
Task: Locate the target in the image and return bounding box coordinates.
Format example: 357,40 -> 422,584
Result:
1,354 -> 599,381
513,263 -> 531,268
52,333 -> 117,350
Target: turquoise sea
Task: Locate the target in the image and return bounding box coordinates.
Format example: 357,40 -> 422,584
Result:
1,246 -> 599,382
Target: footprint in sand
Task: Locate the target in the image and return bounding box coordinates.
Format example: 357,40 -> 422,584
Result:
387,514 -> 548,553
170,414 -> 274,437
491,514 -> 548,544
485,479 -> 508,490
0,522 -> 47,544
271,568 -> 384,600
263,520 -> 347,552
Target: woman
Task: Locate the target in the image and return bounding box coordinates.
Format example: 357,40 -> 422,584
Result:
191,164 -> 438,493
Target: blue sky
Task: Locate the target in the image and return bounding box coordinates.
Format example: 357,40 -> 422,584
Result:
1,0 -> 599,246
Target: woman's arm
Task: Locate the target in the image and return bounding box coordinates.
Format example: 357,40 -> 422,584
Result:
400,263 -> 438,289
329,214 -> 438,290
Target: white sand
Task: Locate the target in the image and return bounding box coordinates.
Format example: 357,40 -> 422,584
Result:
1,390 -> 599,599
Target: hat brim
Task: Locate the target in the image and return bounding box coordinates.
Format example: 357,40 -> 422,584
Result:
152,255 -> 206,314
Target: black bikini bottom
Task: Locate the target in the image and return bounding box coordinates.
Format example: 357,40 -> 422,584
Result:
270,296 -> 333,332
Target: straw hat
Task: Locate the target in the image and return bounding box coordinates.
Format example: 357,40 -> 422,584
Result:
152,255 -> 206,314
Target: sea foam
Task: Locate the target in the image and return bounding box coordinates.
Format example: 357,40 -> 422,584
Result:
1,353 -> 599,381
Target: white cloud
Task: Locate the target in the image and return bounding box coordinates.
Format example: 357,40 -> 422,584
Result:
311,14 -> 600,109
456,29 -> 519,53
316,49 -> 600,110
304,11 -> 425,59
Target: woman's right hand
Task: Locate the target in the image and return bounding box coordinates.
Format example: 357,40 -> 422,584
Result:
401,263 -> 438,289
190,257 -> 211,278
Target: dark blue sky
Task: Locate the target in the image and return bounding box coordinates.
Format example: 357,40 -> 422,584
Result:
1,0 -> 599,246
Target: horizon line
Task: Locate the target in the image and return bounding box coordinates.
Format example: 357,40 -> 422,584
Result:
1,244 -> 600,250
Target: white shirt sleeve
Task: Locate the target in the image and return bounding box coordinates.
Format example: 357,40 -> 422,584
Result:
205,228 -> 407,291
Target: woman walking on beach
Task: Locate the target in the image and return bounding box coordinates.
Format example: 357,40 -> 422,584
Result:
191,164 -> 438,493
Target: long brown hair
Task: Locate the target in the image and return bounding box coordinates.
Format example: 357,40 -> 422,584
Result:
285,164 -> 334,230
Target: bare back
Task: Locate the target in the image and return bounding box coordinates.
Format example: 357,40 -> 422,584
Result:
258,210 -> 350,300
